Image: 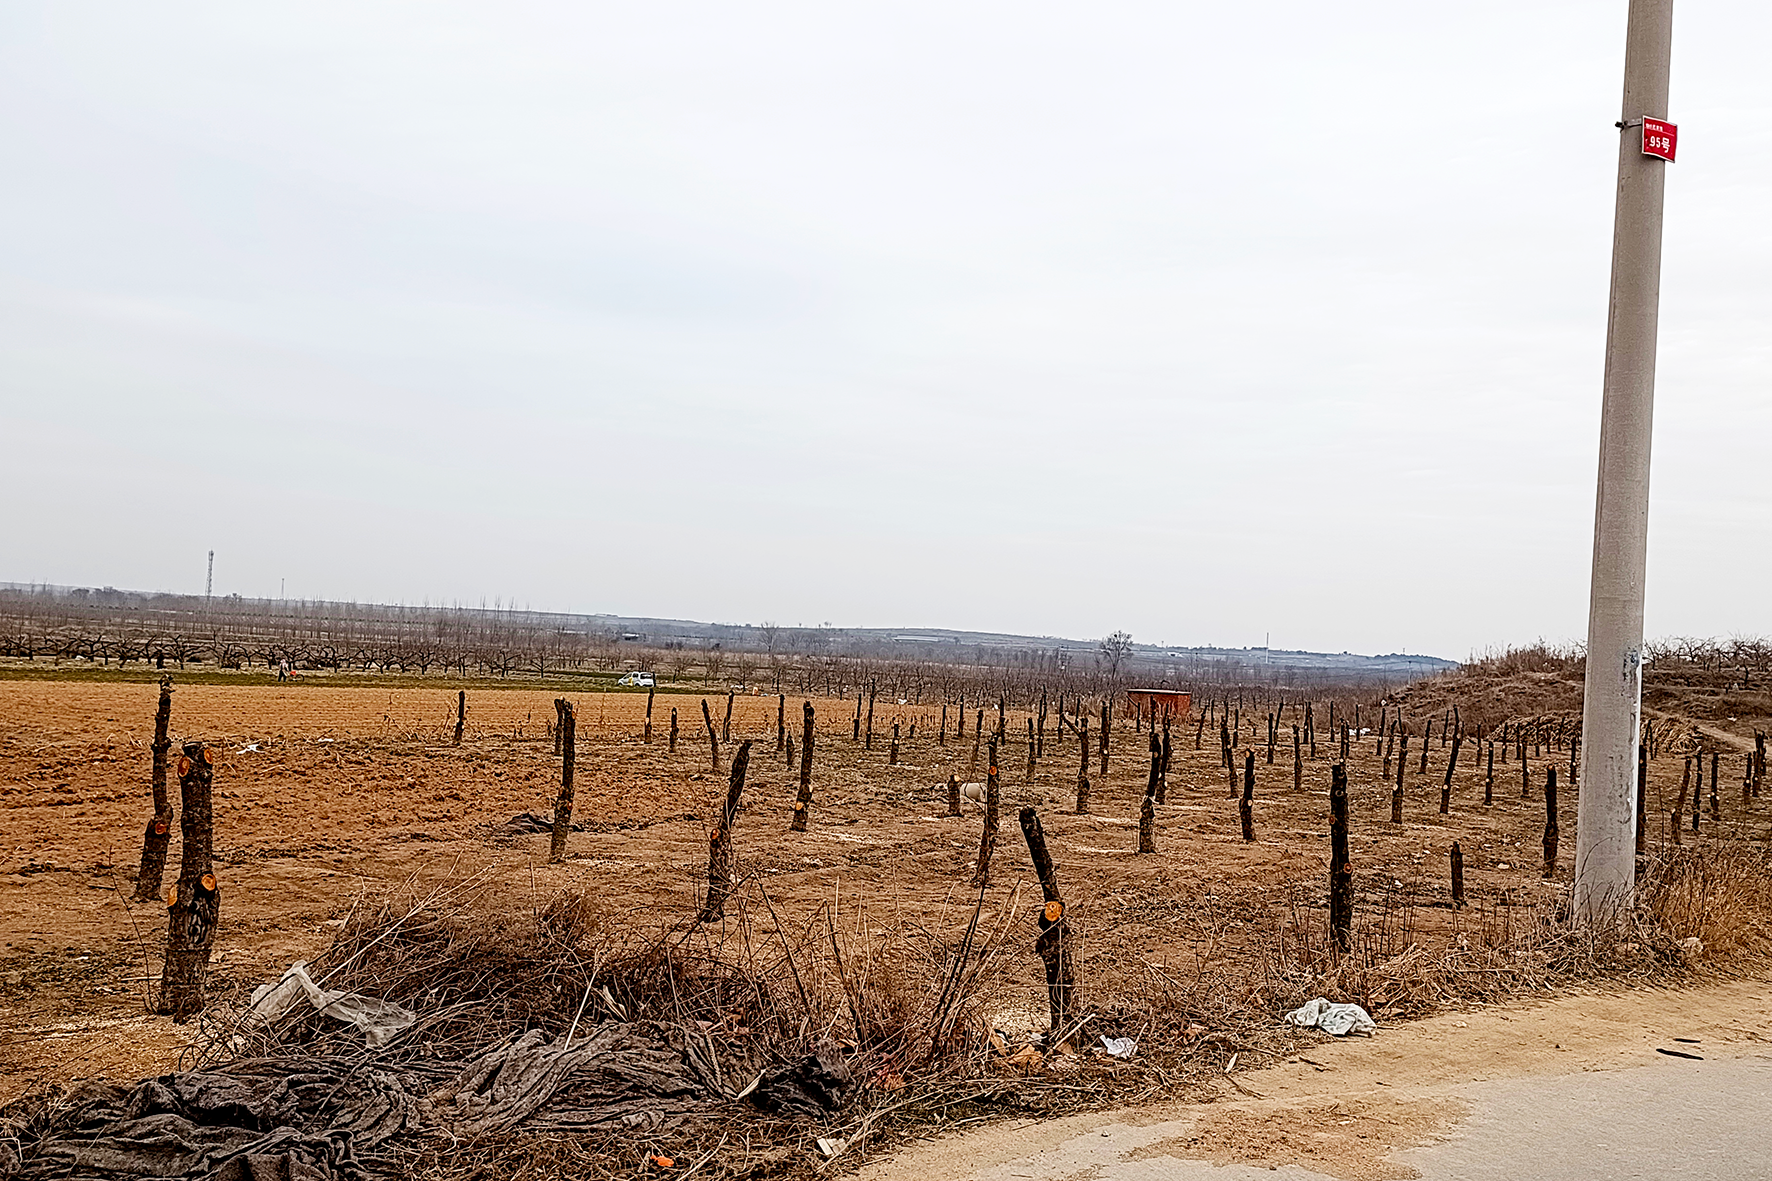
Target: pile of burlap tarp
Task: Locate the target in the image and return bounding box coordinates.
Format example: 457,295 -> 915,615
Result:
2,1021 -> 855,1181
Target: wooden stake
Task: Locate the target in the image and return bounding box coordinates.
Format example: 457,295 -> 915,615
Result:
644,685 -> 654,744
776,693 -> 785,751
453,688 -> 466,746
1450,840 -> 1465,908
722,690 -> 734,744
669,706 -> 679,752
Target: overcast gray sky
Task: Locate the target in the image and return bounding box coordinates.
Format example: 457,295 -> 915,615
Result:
2,2 -> 1767,660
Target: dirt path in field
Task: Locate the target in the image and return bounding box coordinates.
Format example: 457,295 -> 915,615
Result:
856,975 -> 1772,1181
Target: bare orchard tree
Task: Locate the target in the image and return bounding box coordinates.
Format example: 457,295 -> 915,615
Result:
701,642 -> 728,686
1099,631 -> 1135,682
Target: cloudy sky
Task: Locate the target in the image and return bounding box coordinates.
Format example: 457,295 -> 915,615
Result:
2,2 -> 1767,660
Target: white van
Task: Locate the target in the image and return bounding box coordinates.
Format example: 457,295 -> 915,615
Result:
618,672 -> 656,688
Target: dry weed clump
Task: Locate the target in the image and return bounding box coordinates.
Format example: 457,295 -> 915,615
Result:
165,872 -> 1093,1178
1112,842 -> 1772,1081
1638,841 -> 1772,960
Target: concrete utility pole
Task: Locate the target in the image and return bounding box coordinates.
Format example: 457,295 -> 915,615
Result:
1574,0 -> 1674,925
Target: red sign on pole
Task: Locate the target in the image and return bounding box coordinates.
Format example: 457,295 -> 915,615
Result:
1642,118 -> 1677,162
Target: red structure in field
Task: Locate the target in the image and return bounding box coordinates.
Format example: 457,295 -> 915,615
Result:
1126,689 -> 1191,725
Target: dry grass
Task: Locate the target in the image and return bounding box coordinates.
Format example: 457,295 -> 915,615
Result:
14,835 -> 1772,1181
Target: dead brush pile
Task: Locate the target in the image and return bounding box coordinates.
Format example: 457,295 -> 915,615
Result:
3,871 -> 1170,1181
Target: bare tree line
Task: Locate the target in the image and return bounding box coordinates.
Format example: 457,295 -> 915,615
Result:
1,585 -> 1441,706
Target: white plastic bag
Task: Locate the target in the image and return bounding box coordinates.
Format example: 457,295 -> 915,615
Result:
247,961 -> 418,1048
1284,997 -> 1376,1036
1099,1035 -> 1137,1059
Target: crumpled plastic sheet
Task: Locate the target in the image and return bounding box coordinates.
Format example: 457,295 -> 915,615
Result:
246,963 -> 418,1049
1,1057 -> 420,1181
1099,1036 -> 1137,1059
1283,997 -> 1377,1036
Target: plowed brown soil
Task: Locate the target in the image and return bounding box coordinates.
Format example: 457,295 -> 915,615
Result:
0,677 -> 1749,1104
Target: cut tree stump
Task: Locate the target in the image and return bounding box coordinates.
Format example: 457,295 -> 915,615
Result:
549,701 -> 577,863
791,703 -> 814,832
1138,732 -> 1158,854
1329,763 -> 1352,952
971,741 -> 1000,888
1240,752 -> 1255,842
1099,701 -> 1109,774
1020,807 -> 1080,1039
160,741 -> 217,1021
698,740 -> 753,923
701,699 -> 721,773
133,676 -> 175,902
1392,736 -> 1406,823
1542,767 -> 1560,879
1075,718 -> 1090,814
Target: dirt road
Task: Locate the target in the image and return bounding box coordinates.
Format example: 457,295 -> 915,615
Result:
857,977 -> 1772,1180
